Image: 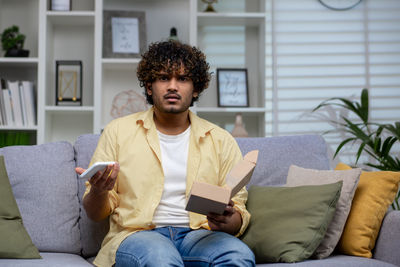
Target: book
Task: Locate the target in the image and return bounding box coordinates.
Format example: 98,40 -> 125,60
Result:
21,81 -> 36,126
0,78 -> 7,125
185,150 -> 259,215
0,131 -> 32,148
0,84 -> 4,125
7,81 -> 24,126
19,82 -> 28,126
2,89 -> 15,126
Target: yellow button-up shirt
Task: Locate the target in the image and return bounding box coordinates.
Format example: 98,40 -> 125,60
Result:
84,108 -> 250,267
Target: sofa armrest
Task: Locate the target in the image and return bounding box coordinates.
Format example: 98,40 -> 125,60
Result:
373,210 -> 400,266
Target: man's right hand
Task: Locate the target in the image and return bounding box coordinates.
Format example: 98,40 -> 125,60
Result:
76,162 -> 120,221
75,162 -> 120,193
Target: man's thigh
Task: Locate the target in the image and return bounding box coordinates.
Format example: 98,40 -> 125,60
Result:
115,230 -> 184,267
179,229 -> 255,267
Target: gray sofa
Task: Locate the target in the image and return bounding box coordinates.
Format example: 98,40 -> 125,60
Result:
0,134 -> 399,267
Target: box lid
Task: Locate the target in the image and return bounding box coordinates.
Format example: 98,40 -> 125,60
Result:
226,150 -> 258,197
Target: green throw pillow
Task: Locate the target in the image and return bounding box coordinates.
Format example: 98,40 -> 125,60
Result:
0,156 -> 41,259
241,181 -> 342,263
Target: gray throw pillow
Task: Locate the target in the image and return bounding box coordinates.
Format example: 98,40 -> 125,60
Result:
286,165 -> 361,258
0,142 -> 81,254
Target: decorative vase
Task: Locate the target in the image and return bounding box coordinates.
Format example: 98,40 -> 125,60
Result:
168,27 -> 179,42
201,0 -> 217,12
231,113 -> 249,137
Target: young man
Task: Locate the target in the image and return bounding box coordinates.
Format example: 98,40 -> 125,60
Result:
76,41 -> 255,267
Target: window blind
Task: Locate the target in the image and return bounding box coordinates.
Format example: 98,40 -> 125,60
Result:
265,0 -> 400,166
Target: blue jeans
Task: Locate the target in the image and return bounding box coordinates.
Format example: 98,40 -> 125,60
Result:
115,227 -> 255,267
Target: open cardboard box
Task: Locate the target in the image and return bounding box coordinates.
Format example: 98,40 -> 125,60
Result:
185,150 -> 259,215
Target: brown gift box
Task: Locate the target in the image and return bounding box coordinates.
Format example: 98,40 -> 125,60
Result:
185,150 -> 258,215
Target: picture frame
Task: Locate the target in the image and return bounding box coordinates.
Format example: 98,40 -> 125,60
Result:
50,0 -> 71,11
103,10 -> 147,58
217,68 -> 249,107
56,60 -> 82,106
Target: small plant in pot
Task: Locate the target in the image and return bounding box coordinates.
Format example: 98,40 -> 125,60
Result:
0,25 -> 30,57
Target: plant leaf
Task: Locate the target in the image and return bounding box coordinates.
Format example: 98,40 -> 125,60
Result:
360,88 -> 369,123
333,138 -> 356,158
355,142 -> 366,165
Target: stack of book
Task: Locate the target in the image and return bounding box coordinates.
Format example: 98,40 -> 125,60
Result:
0,131 -> 33,148
0,78 -> 37,127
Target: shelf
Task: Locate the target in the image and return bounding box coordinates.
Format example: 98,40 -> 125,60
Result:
46,11 -> 95,26
0,125 -> 38,131
197,12 -> 266,26
45,106 -> 95,114
102,58 -> 141,70
192,107 -> 266,114
0,58 -> 39,67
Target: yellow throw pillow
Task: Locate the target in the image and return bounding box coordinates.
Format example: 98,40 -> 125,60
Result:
335,163 -> 400,258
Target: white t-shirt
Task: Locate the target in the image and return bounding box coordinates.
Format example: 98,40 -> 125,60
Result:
152,126 -> 191,227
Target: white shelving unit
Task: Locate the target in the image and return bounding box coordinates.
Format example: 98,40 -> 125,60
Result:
40,0 -> 96,144
0,0 -> 40,145
0,0 -> 267,145
190,0 -> 266,137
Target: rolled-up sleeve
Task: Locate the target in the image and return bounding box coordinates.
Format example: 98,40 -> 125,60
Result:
82,120 -> 120,214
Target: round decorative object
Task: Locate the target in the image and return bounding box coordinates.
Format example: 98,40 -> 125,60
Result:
110,90 -> 148,119
318,0 -> 362,11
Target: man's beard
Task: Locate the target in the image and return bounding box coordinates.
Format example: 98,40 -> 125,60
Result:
153,94 -> 192,114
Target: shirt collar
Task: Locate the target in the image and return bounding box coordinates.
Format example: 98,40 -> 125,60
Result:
136,107 -> 215,141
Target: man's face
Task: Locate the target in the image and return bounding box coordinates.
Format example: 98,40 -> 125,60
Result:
147,67 -> 197,114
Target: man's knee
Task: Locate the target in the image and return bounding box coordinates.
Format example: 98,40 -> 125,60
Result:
115,231 -> 184,267
181,230 -> 255,266
218,236 -> 255,266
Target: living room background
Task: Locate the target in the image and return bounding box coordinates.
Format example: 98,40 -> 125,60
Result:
0,0 -> 399,167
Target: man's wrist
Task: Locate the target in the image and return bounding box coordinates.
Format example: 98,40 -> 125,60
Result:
89,186 -> 109,198
230,208 -> 243,236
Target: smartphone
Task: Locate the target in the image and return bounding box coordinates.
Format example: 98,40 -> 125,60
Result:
79,161 -> 116,179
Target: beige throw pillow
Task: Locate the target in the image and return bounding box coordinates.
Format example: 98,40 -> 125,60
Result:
286,165 -> 361,259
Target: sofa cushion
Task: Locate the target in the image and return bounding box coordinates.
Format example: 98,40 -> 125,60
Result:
241,181 -> 342,263
286,165 -> 361,259
0,252 -> 94,267
74,134 -> 109,258
0,142 -> 81,254
0,156 -> 40,259
335,163 -> 400,258
236,135 -> 331,187
254,255 -> 398,267
374,211 -> 400,266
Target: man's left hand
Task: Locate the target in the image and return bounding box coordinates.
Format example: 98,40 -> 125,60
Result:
207,200 -> 242,235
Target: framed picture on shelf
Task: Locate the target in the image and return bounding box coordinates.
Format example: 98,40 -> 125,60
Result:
50,0 -> 71,11
103,10 -> 147,58
56,60 -> 82,106
217,68 -> 249,107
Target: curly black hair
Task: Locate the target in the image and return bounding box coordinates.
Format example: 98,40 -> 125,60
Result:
137,41 -> 211,105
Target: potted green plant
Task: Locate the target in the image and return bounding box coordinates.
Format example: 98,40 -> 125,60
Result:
0,25 -> 29,57
313,88 -> 400,209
